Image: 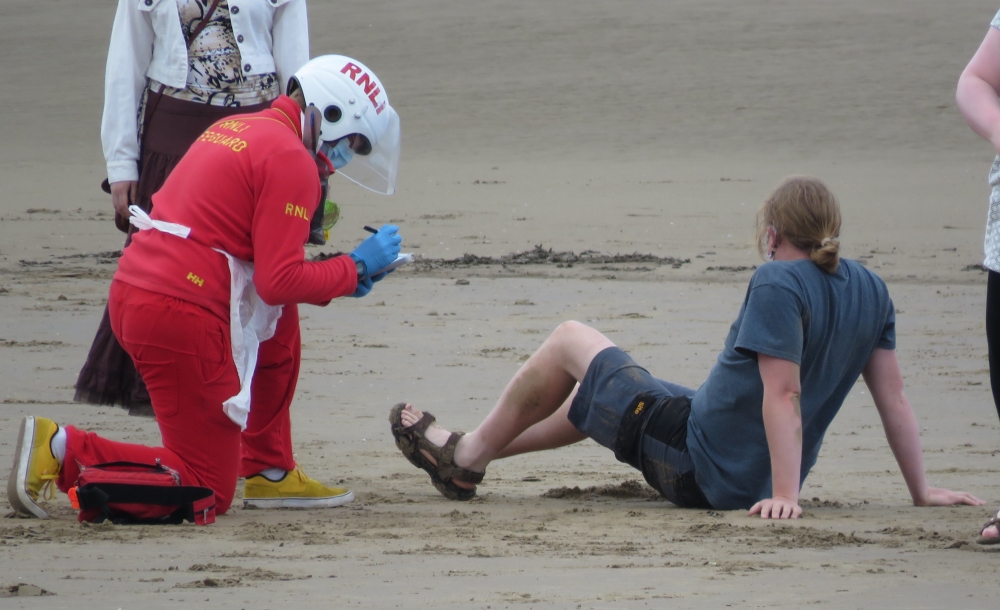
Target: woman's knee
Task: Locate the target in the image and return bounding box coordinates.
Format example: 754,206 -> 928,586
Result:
552,320 -> 593,342
552,320 -> 611,347
549,321 -> 615,375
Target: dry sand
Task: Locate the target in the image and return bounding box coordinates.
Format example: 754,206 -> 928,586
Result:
2,0 -> 1000,607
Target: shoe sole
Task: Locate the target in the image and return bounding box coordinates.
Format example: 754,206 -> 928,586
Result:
7,416 -> 50,519
243,490 -> 355,509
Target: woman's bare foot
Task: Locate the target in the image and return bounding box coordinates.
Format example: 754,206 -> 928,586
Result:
399,404 -> 478,490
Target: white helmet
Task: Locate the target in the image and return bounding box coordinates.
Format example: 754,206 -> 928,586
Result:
289,55 -> 400,195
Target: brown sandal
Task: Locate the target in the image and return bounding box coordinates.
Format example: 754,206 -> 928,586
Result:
976,507 -> 1000,545
389,403 -> 485,501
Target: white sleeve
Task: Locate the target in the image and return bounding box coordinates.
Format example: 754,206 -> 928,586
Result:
271,0 -> 310,94
101,0 -> 154,184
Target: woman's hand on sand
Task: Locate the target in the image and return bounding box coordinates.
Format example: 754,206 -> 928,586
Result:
913,487 -> 984,507
749,496 -> 802,519
110,180 -> 138,218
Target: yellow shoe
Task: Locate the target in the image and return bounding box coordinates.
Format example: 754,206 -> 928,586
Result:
7,416 -> 61,519
243,465 -> 354,509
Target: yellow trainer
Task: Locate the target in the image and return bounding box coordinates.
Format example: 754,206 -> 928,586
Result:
243,465 -> 354,509
7,416 -> 61,519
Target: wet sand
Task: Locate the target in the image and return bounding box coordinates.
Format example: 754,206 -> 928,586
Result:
2,0 -> 1000,607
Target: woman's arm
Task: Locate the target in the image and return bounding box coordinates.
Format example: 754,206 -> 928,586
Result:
102,0 -> 155,186
749,353 -> 804,519
862,348 -> 984,507
957,25 -> 1000,153
271,0 -> 310,92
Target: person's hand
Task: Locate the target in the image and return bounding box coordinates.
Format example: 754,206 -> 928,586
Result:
110,180 -> 138,218
351,275 -> 374,298
749,496 -> 802,519
351,224 -> 401,276
370,267 -> 395,283
914,487 -> 985,507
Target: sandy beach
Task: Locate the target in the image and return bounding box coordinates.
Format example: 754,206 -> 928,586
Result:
2,0 -> 1000,607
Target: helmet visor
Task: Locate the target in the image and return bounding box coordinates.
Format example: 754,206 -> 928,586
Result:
334,107 -> 400,195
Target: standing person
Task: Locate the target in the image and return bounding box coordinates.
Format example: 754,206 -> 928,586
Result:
9,55 -> 403,519
389,177 -> 983,518
78,0 -> 309,415
956,7 -> 1000,544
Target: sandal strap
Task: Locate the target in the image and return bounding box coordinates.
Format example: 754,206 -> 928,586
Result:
980,509 -> 1000,535
390,407 -> 437,442
435,433 -> 485,485
405,411 -> 437,437
391,403 -> 486,491
413,432 -> 486,485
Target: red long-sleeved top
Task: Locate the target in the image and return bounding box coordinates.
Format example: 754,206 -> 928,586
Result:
115,96 -> 357,322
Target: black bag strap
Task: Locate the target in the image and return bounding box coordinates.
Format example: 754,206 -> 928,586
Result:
84,460 -> 173,472
76,483 -> 212,508
76,482 -> 215,525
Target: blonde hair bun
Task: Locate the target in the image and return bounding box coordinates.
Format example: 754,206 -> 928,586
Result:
755,176 -> 842,274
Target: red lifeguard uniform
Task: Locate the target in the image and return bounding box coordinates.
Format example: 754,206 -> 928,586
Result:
58,96 -> 357,514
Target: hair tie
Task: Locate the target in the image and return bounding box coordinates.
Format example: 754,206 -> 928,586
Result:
821,237 -> 834,247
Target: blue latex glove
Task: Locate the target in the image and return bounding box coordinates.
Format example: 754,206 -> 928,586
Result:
351,259 -> 396,297
350,224 -> 401,277
370,267 -> 394,283
351,275 -> 374,298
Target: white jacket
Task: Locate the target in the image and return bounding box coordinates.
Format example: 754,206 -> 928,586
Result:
102,0 -> 309,183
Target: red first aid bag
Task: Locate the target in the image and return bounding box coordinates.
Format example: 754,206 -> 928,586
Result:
68,460 -> 215,525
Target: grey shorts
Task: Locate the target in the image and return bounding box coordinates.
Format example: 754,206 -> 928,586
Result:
567,347 -> 711,508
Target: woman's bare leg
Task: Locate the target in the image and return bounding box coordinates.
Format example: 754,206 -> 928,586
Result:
457,321 -> 612,470
494,388 -> 586,459
398,321 -> 613,476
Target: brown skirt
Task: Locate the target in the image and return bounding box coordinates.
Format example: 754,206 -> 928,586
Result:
76,93 -> 271,414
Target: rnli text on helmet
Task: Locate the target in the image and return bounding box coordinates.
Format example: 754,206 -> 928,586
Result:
341,63 -> 387,115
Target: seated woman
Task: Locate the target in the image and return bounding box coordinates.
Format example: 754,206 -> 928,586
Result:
389,176 -> 983,517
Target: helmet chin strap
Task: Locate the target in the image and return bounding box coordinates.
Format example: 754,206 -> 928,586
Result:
301,105 -> 323,154
301,104 -> 333,246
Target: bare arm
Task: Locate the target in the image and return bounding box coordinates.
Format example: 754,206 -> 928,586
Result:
862,348 -> 983,507
749,354 -> 804,519
956,26 -> 1000,153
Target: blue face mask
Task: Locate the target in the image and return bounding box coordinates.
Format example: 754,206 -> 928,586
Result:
320,138 -> 355,170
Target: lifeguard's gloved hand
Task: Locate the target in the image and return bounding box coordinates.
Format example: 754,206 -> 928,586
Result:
352,269 -> 393,296
350,224 -> 401,275
351,275 -> 375,298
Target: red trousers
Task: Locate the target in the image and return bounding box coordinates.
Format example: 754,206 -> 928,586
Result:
57,281 -> 299,514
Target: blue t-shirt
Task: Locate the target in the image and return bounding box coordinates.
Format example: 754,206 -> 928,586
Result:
685,258 -> 895,510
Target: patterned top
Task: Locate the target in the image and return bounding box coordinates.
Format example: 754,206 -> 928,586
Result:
149,0 -> 279,107
985,9 -> 1000,272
